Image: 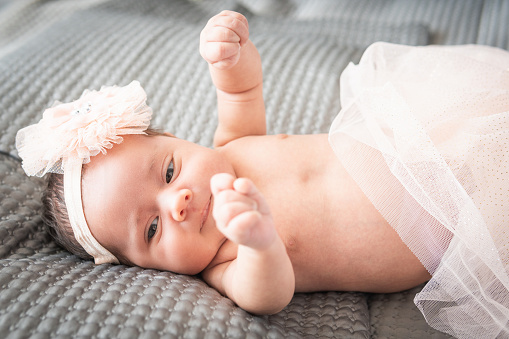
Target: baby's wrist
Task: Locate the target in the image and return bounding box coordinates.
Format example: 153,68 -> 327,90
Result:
240,228 -> 283,257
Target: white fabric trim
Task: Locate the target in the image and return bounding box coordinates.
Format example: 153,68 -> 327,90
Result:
63,157 -> 119,264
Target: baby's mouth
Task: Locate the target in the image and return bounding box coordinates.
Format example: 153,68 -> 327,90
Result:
200,195 -> 212,232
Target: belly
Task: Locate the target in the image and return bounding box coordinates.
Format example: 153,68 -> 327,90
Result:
264,142 -> 430,293
286,217 -> 430,293
221,134 -> 430,293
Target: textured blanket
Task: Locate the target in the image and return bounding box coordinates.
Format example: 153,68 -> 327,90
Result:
1,0 -> 507,337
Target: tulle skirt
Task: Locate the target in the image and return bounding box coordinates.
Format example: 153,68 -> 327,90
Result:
329,42 -> 509,338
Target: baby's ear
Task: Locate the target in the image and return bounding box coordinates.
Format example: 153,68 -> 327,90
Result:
163,132 -> 176,138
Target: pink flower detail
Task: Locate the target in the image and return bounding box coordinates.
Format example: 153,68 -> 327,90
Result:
16,81 -> 152,177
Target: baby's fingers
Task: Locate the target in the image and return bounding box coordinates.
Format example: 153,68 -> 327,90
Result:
200,11 -> 249,69
212,178 -> 258,221
210,10 -> 249,46
202,25 -> 241,45
232,178 -> 270,215
211,174 -> 276,249
200,41 -> 241,68
211,174 -> 259,228
221,211 -> 262,245
213,198 -> 259,228
210,173 -> 235,196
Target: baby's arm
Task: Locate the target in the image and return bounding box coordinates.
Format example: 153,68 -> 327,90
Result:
200,11 -> 266,147
202,173 -> 295,315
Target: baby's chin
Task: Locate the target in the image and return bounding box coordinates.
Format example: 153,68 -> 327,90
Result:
157,254 -> 215,276
172,263 -> 208,276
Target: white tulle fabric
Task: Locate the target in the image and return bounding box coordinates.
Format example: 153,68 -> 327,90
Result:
329,42 -> 509,338
16,81 -> 152,264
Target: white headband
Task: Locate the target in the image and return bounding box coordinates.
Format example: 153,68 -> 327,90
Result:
16,81 -> 152,264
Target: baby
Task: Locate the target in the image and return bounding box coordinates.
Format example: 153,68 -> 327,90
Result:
16,10 -> 429,314
16,10 -> 509,336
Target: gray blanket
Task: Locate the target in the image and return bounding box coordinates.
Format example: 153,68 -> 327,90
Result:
1,0 -> 507,337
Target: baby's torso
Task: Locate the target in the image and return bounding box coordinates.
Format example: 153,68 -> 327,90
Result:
217,134 -> 429,293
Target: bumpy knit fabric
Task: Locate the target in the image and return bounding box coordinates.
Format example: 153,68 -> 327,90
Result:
1,0 -> 506,337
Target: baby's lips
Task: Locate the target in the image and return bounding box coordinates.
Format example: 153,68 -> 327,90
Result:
200,195 -> 213,231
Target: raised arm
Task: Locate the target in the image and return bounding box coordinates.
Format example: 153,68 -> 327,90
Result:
200,11 -> 266,147
203,173 -> 295,315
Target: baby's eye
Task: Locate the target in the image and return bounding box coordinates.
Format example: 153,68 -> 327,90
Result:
166,159 -> 174,183
148,217 -> 158,240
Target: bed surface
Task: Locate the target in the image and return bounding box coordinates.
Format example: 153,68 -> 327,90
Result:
1,0 -> 507,337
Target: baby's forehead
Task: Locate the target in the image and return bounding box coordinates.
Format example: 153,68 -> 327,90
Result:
81,136 -> 158,237
83,135 -> 154,176
82,132 -> 180,187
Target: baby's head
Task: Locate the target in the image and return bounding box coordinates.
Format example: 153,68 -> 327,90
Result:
17,81 -> 230,274
16,81 -> 152,265
41,127 -> 165,266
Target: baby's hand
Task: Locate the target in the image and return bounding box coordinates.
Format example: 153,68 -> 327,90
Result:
211,173 -> 277,250
200,10 -> 249,70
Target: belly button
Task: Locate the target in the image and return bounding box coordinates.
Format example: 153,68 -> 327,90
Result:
277,134 -> 288,139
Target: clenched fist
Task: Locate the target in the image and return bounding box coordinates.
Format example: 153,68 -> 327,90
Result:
200,10 -> 249,70
211,173 -> 277,250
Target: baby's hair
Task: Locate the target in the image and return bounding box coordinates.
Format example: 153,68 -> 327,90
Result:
42,127 -> 167,265
43,172 -> 93,260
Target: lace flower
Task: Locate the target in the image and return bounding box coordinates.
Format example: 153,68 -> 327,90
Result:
16,81 -> 152,177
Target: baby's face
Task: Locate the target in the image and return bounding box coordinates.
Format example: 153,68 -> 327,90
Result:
81,134 -> 234,274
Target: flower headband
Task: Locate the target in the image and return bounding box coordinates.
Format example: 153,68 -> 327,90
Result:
16,81 -> 152,264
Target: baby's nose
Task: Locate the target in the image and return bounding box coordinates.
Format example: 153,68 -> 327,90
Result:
172,189 -> 192,221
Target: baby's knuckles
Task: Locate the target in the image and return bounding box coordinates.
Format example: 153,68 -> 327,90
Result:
227,211 -> 264,246
210,11 -> 248,42
215,26 -> 240,44
202,20 -> 241,43
215,45 -> 240,66
213,190 -> 256,224
200,36 -> 240,66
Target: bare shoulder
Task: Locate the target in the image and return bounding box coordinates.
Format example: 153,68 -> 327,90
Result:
216,134 -> 330,155
216,134 -> 333,177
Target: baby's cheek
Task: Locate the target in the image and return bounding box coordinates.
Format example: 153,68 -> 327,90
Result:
159,233 -> 203,275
